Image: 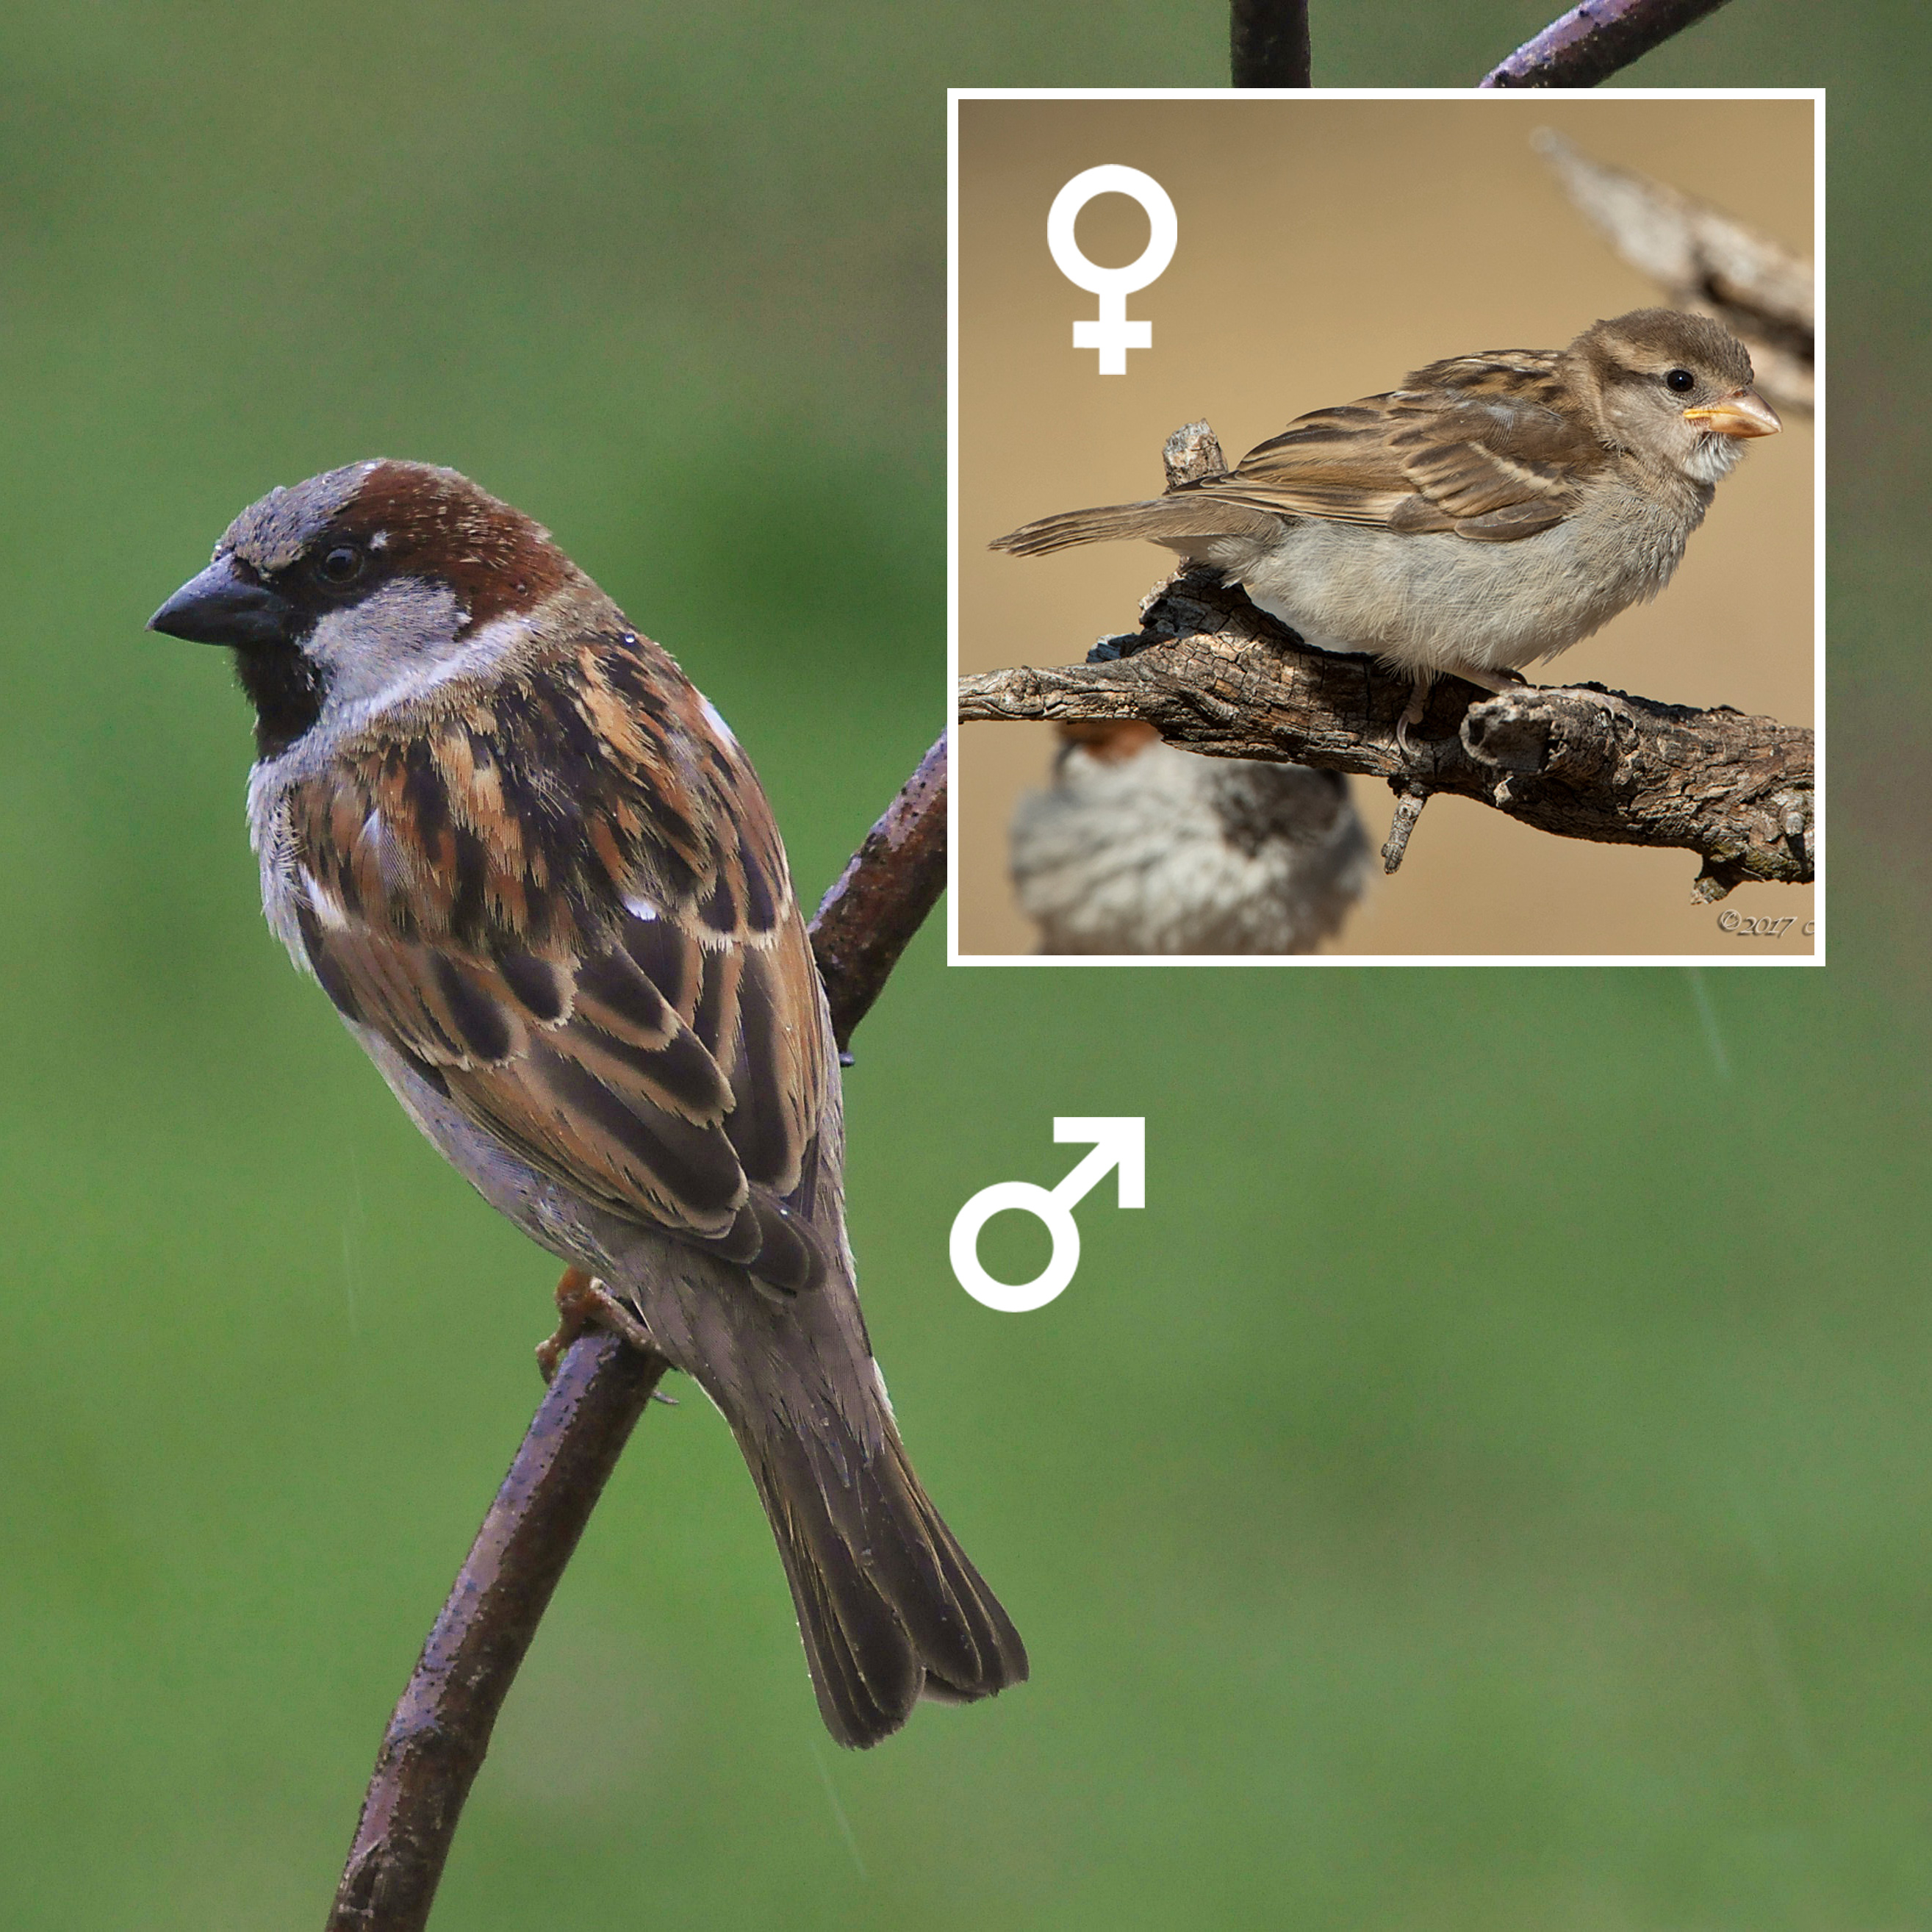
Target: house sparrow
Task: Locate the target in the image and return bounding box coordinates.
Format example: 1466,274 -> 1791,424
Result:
1012,721 -> 1369,955
148,460 -> 1026,1748
991,309 -> 1781,749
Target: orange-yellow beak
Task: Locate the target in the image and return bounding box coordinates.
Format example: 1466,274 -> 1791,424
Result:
1683,385 -> 1782,439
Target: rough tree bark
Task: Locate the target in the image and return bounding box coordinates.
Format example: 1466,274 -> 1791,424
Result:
325,735 -> 950,1931
960,568 -> 1811,902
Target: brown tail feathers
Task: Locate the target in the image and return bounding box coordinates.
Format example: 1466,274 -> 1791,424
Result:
736,1385 -> 1027,1748
990,492 -> 1279,558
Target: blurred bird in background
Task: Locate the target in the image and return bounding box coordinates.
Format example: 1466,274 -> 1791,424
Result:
1010,719 -> 1370,955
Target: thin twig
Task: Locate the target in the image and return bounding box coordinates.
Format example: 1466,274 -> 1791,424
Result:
1533,128 -> 1813,416
1380,785 -> 1432,875
1480,0 -> 1737,88
326,736 -> 951,1929
961,568 -> 1811,903
1230,0 -> 1311,86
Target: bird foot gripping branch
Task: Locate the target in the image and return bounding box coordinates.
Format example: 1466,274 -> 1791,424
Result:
536,1267 -> 660,1383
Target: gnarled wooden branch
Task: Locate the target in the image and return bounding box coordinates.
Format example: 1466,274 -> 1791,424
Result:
1480,0 -> 1737,88
960,571 -> 1811,903
326,736 -> 949,1931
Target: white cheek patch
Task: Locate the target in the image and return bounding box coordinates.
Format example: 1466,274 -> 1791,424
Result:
305,585 -> 540,730
700,697 -> 739,749
304,578 -> 468,718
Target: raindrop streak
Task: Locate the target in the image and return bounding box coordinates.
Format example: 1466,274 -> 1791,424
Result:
1687,967 -> 1731,1080
342,1142 -> 368,1337
808,1737 -> 868,1882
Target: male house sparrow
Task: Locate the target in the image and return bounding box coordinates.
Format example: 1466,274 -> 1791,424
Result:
149,461 -> 1026,1748
992,310 -> 1781,747
1011,721 -> 1369,955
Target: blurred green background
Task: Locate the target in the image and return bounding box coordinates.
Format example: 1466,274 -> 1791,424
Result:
0,4 -> 1920,1926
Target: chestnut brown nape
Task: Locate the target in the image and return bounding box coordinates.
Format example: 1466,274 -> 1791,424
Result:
331,462 -> 577,632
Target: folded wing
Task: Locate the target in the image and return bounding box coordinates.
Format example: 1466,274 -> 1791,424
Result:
282,628 -> 831,1297
1185,349 -> 1606,544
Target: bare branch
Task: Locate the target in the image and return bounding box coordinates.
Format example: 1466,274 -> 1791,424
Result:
1379,784 -> 1432,876
327,737 -> 951,1928
1480,0 -> 1736,89
960,570 -> 1811,903
1230,0 -> 1311,87
1534,128 -> 1813,417
328,1335 -> 667,1931
808,733 -> 948,1052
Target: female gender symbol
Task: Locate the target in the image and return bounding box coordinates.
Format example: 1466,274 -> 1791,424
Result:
1046,165 -> 1178,375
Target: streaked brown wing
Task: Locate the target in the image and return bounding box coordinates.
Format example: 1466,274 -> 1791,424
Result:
1188,401 -> 1417,529
1183,348 -> 1605,545
286,627 -> 831,1296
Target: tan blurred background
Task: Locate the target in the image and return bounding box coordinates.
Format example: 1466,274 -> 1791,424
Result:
956,96 -> 1816,958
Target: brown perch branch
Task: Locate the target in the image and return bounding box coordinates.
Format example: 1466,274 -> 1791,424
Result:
808,733 -> 949,1054
326,735 -> 950,1931
1479,0 -> 1737,88
960,571 -> 1811,904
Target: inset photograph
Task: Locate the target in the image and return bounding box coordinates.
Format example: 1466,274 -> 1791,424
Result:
951,91 -> 1819,963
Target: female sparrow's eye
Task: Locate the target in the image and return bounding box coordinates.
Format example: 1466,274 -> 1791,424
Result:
1665,368 -> 1697,394
317,544 -> 365,586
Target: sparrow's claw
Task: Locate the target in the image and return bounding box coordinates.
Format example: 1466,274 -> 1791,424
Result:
536,1266 -> 658,1381
1395,673 -> 1435,758
1401,665 -> 1537,755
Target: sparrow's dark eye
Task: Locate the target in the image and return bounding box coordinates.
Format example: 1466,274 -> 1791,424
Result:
315,543 -> 365,587
1665,368 -> 1697,394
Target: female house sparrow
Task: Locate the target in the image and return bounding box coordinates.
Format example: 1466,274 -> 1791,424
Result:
1011,721 -> 1369,955
148,461 -> 1026,1748
992,310 -> 1781,747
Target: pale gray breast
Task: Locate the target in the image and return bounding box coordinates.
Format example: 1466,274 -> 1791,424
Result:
1210,468 -> 1706,675
244,772 -> 308,966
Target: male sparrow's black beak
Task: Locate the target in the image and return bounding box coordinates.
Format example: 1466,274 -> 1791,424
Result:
148,556 -> 296,648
